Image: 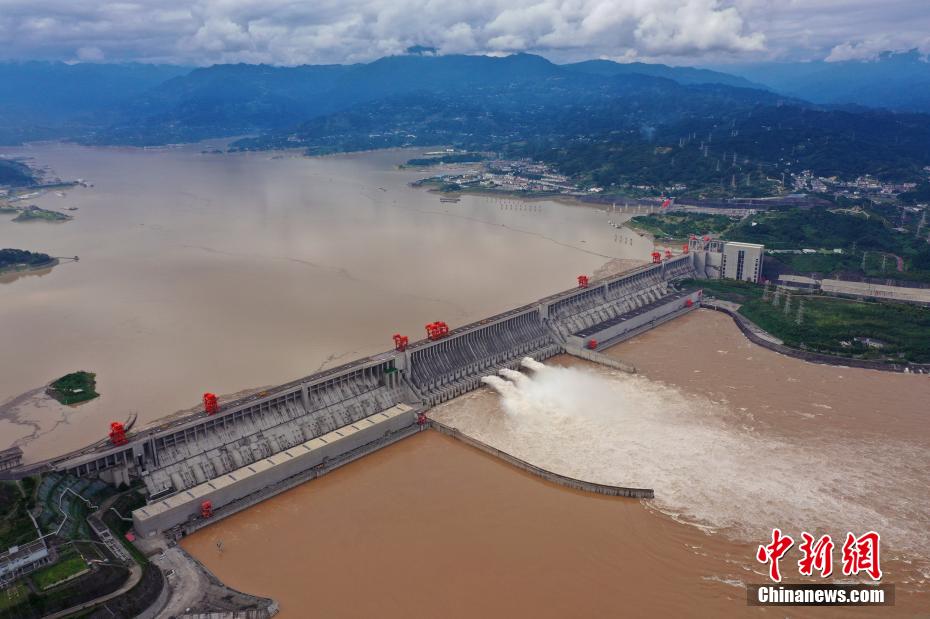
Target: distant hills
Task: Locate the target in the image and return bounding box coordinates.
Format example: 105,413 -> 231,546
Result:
1,52 -> 930,196
712,50 -> 930,113
0,158 -> 37,187
564,59 -> 765,90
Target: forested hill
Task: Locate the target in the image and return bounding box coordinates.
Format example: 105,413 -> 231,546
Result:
0,158 -> 36,187
3,53 -> 930,196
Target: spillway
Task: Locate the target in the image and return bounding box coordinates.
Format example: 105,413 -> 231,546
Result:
5,254 -> 702,537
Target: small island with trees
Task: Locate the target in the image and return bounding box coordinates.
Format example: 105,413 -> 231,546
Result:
0,248 -> 59,275
11,204 -> 73,222
47,371 -> 99,405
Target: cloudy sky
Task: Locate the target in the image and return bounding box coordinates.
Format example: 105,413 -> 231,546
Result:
0,0 -> 928,66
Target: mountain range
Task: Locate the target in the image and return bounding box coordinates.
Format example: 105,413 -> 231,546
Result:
1,52 -> 930,196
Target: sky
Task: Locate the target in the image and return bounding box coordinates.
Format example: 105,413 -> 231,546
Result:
0,0 -> 928,66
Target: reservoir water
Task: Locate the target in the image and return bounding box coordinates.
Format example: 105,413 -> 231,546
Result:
0,143 -> 648,461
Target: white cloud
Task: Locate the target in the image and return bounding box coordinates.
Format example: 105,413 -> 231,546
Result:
0,0 -> 767,65
826,36 -> 930,63
0,0 -> 925,66
76,46 -> 105,61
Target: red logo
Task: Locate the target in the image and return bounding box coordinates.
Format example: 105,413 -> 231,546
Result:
756,528 -> 794,583
842,531 -> 882,581
798,532 -> 834,577
757,530 -> 882,582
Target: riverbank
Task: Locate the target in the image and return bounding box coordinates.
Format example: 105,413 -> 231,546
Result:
0,257 -> 58,278
705,298 -> 930,373
690,278 -> 930,367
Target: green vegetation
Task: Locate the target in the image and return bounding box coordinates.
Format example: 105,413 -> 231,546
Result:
32,553 -> 88,590
12,206 -> 71,222
404,152 -> 486,166
627,212 -> 735,239
690,279 -> 930,363
899,182 -> 930,205
0,563 -> 129,619
0,248 -> 54,272
642,207 -> 930,281
48,372 -> 99,405
728,208 -> 898,251
0,481 -> 37,548
102,491 -> 145,538
731,207 -> 930,280
769,252 -> 862,276
0,583 -> 28,611
0,159 -> 36,187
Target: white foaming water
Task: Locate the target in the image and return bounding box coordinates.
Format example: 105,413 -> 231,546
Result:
456,357 -> 930,569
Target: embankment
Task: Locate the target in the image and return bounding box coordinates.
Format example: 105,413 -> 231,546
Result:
706,301 -> 930,374
429,420 -> 654,499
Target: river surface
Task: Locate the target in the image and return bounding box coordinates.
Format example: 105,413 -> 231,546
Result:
0,143 -> 649,461
183,310 -> 928,617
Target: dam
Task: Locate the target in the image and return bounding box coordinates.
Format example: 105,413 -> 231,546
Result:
5,252 -> 702,537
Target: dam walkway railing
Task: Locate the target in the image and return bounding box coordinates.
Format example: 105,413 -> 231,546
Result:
428,420 -> 654,499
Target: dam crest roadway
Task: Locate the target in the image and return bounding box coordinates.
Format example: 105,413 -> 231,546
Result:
4,253 -> 701,537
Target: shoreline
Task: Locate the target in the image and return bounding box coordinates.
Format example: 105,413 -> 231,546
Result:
705,300 -> 930,373
0,258 -> 60,281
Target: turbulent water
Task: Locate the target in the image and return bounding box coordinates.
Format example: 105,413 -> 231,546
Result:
473,357 -> 930,572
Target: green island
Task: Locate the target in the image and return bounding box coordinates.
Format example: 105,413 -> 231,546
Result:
403,152 -> 487,167
687,278 -> 930,364
11,205 -> 72,222
0,248 -> 57,275
47,371 -> 99,405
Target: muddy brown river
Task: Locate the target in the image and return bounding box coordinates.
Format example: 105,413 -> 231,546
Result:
4,144 -> 926,615
0,143 -> 647,462
184,310 -> 929,617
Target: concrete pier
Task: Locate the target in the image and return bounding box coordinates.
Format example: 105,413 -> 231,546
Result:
430,421 -> 654,499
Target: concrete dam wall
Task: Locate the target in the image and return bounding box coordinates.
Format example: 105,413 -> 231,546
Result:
21,254 -> 700,536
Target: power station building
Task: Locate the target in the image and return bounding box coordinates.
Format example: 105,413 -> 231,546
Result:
689,237 -> 764,283
721,242 -> 764,283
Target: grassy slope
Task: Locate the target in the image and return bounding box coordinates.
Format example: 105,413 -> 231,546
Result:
32,554 -> 87,590
627,212 -> 735,239
690,279 -> 930,363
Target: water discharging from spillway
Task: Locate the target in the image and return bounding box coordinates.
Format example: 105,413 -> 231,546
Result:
477,357 -> 930,571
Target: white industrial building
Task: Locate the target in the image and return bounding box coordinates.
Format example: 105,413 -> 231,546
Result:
721,242 -> 764,283
689,238 -> 765,283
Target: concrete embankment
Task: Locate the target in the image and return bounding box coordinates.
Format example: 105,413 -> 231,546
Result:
705,300 -> 930,374
564,346 -> 636,373
429,420 -> 654,499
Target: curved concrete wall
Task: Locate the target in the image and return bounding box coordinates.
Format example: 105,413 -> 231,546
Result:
429,420 -> 654,499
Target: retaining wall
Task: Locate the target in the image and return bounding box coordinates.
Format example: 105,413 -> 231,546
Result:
429,420 -> 654,499
706,303 -> 930,374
